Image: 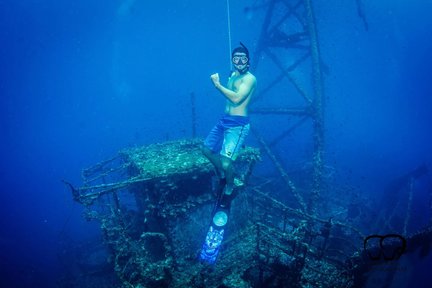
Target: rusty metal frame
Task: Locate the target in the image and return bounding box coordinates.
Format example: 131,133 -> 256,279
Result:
249,0 -> 325,214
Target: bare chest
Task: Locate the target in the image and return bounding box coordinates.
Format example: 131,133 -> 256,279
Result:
228,75 -> 244,92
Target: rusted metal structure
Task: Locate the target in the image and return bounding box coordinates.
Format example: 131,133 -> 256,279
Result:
65,140 -> 431,287
66,139 -> 360,287
248,0 -> 325,215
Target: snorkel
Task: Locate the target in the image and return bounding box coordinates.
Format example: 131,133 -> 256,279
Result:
232,42 -> 250,75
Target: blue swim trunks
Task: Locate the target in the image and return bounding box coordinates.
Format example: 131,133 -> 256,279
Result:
204,114 -> 250,160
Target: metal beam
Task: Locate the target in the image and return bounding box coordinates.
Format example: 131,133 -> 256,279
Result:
251,0 -> 325,214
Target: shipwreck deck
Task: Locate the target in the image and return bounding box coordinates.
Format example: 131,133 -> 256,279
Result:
67,139 -> 356,287
65,138 -> 431,288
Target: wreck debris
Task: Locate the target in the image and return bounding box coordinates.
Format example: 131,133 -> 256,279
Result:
66,139 -> 368,287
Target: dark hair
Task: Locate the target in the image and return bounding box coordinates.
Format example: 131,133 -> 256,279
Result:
232,42 -> 249,58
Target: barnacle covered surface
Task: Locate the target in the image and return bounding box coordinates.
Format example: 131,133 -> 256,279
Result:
120,139 -> 260,179
66,138 -> 429,288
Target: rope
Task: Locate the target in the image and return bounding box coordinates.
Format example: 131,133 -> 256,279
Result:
404,177 -> 414,235
226,0 -> 233,70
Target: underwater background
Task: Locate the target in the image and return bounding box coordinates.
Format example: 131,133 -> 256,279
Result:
1,0 -> 431,287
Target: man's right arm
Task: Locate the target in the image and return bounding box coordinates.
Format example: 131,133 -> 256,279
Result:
211,73 -> 256,105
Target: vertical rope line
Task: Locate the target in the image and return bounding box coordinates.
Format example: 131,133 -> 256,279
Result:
404,177 -> 414,236
226,0 -> 233,70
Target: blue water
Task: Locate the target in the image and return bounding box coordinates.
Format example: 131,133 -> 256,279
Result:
1,1 -> 431,287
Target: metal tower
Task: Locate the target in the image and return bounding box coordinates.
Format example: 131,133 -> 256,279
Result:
248,0 -> 325,214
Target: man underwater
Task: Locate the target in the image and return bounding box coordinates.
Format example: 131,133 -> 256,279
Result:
202,43 -> 257,207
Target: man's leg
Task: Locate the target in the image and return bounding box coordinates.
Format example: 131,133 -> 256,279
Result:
201,145 -> 224,179
219,124 -> 249,195
220,156 -> 234,195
